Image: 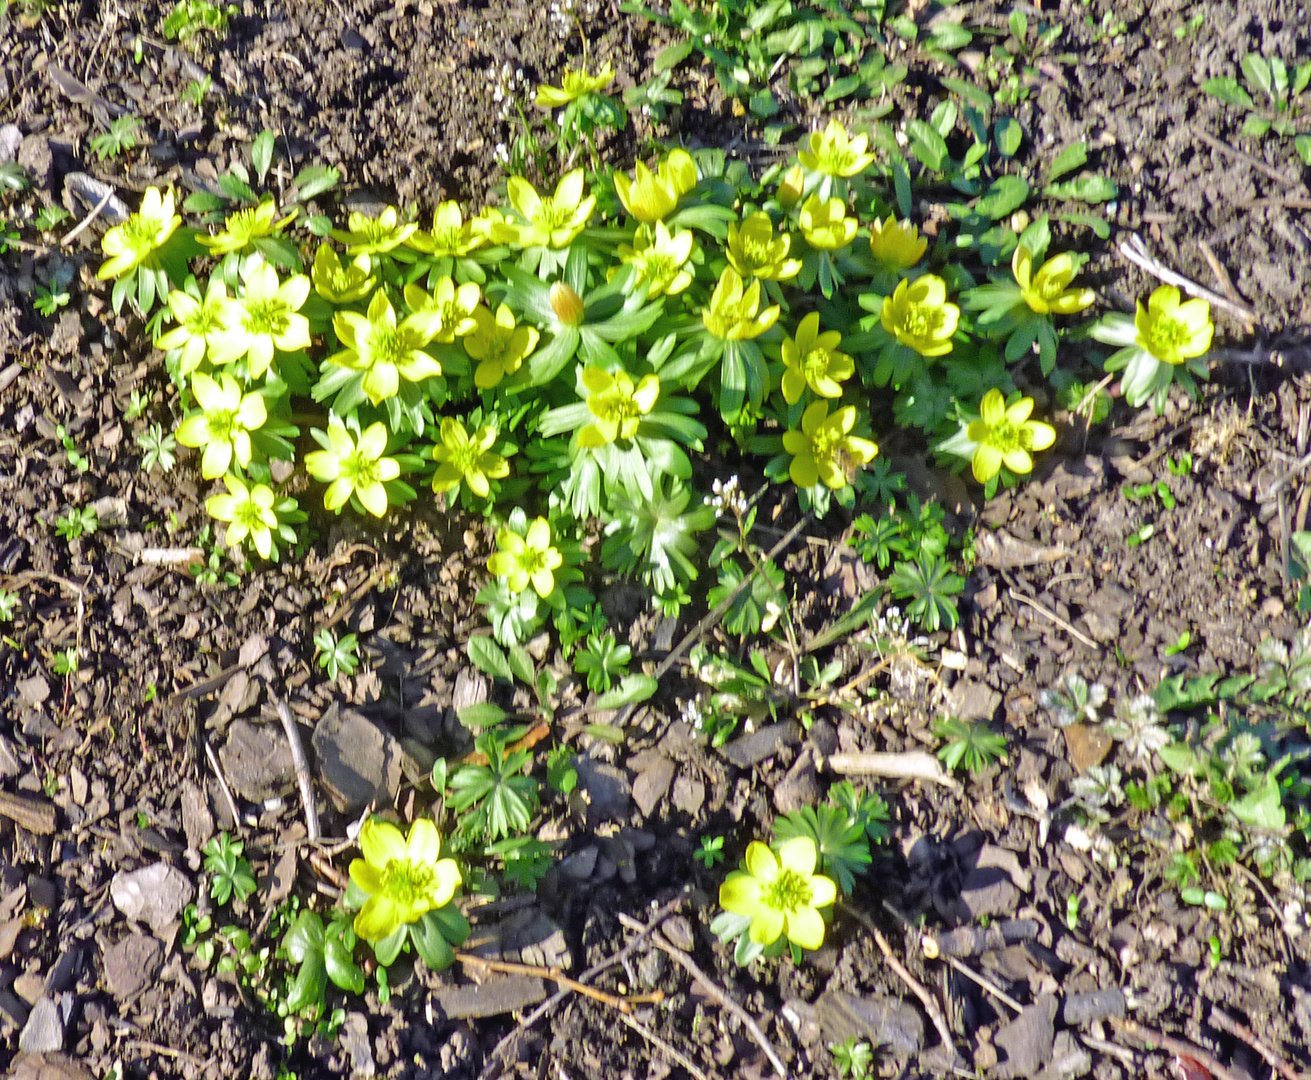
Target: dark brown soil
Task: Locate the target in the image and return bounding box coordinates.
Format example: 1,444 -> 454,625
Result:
2,2 -> 1311,1079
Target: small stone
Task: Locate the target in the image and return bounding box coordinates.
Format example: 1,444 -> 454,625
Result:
103,934 -> 162,1002
180,781 -> 214,852
559,846 -> 598,881
946,679 -> 1001,722
630,754 -> 675,818
773,751 -> 823,814
671,775 -> 705,816
573,758 -> 631,825
660,915 -> 695,953
1062,987 -> 1125,1026
0,124 -> 21,163
720,722 -> 800,769
14,974 -> 44,1006
16,676 -> 49,709
0,989 -> 29,1028
812,990 -> 924,1055
339,1012 -> 374,1078
7,1053 -> 95,1080
68,769 -> 86,808
312,704 -> 403,816
18,996 -> 64,1054
432,975 -> 546,1019
0,918 -> 22,960
994,994 -> 1057,1079
110,862 -> 195,936
1033,1032 -> 1092,1080
218,720 -> 296,803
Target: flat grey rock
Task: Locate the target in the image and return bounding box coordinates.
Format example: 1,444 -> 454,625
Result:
110,862 -> 194,936
312,704 -> 403,815
995,994 -> 1058,1079
218,719 -> 296,803
432,975 -> 546,1019
573,758 -> 630,825
630,753 -> 675,818
773,751 -> 823,813
720,722 -> 800,769
791,990 -> 924,1055
104,934 -> 163,1002
18,996 -> 63,1054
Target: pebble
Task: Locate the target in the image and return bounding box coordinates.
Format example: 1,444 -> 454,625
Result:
994,994 -> 1057,1080
1062,987 -> 1125,1026
719,721 -> 801,769
432,975 -> 546,1020
110,862 -> 194,936
18,995 -> 65,1054
103,934 -> 162,1003
629,752 -> 675,818
218,720 -> 296,803
312,704 -> 403,815
7,1054 -> 95,1080
573,758 -> 631,825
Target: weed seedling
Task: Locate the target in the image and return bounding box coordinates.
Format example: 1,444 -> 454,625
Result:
162,0 -> 234,45
0,589 -> 16,623
33,284 -> 70,315
313,629 -> 360,679
182,76 -> 213,107
137,423 -> 177,473
50,647 -> 78,677
573,629 -> 631,692
31,204 -> 70,231
933,717 -> 1008,774
55,424 -> 91,473
694,835 -> 725,869
830,1037 -> 873,1080
55,507 -> 99,541
1065,893 -> 1080,932
123,389 -> 148,421
203,832 -> 257,905
89,115 -> 142,161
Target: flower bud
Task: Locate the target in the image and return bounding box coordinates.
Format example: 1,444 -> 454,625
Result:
549,281 -> 585,325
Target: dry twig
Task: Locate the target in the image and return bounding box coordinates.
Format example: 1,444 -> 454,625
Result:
615,1009 -> 709,1080
825,751 -> 960,791
1110,1016 -> 1244,1080
1009,589 -> 1100,651
456,953 -> 663,1014
272,693 -> 320,842
1118,233 -> 1259,325
204,739 -> 242,835
1208,1007 -> 1306,1080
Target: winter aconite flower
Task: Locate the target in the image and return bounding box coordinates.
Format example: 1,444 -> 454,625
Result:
617,221 -> 696,297
404,277 -> 481,343
613,149 -> 698,223
881,274 -> 959,357
719,837 -> 837,950
330,205 -> 418,256
155,279 -> 231,376
535,61 -> 615,108
329,290 -> 442,406
726,212 -> 801,281
505,170 -> 595,249
798,195 -> 857,251
578,366 -> 660,446
175,372 -> 267,480
206,474 -> 279,559
304,421 -> 401,516
466,303 -> 539,389
311,244 -> 376,305
488,517 -> 563,598
798,118 -> 875,179
1012,245 -> 1094,316
780,312 -> 853,404
97,186 -> 182,280
783,401 -> 878,490
431,417 -> 509,499
702,267 -> 780,342
868,216 -> 927,270
1133,285 -> 1213,367
197,199 -> 296,256
349,818 -> 462,944
208,260 -> 312,378
966,389 -> 1056,483
409,201 -> 486,258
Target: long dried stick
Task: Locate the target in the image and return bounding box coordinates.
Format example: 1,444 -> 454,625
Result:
1118,233 -> 1259,324
1208,1007 -> 1306,1080
616,1010 -> 709,1080
1110,1017 -> 1244,1080
272,694 -> 320,842
456,953 -> 663,1014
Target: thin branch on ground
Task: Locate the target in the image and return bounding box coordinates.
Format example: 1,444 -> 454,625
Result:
1009,589 -> 1100,651
615,1009 -> 710,1080
204,739 -> 243,835
1192,124 -> 1303,188
1110,1016 -> 1244,1080
1208,1007 -> 1306,1080
456,952 -> 664,1013
1118,233 -> 1260,325
825,750 -> 960,790
60,186 -> 114,247
271,693 -> 320,842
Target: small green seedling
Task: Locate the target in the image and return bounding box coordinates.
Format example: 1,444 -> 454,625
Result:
137,423 -> 177,473
1166,452 -> 1194,476
694,835 -> 725,869
89,115 -> 142,161
933,717 -> 1008,774
573,630 -> 631,692
182,77 -> 213,106
203,832 -> 258,905
51,647 -> 78,676
55,424 -> 91,473
162,0 -> 234,45
1065,893 -> 1080,932
313,629 -> 360,680
32,204 -> 70,231
1208,934 -> 1222,969
0,589 -> 16,623
124,389 -> 148,420
55,507 -> 99,540
1125,523 -> 1155,548
830,1037 -> 874,1080
1163,630 -> 1192,657
33,284 -> 70,315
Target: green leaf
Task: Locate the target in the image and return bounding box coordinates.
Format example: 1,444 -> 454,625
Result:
594,673 -> 658,709
467,636 -> 514,682
940,76 -> 993,112
928,22 -> 972,51
293,164 -> 341,201
1297,134 -> 1311,167
411,911 -> 456,971
507,645 -> 535,687
994,117 -> 1023,157
457,702 -> 509,728
1240,115 -> 1272,138
1241,53 -> 1274,100
654,39 -> 695,72
1230,775 -> 1285,831
1047,141 -> 1087,181
1055,212 -> 1111,239
974,175 -> 1030,219
251,130 -> 275,185
1202,77 -> 1255,110
892,158 -> 912,218
1044,175 -> 1118,203
824,74 -> 862,102
1008,9 -> 1027,40
749,89 -> 779,118
907,119 -> 948,172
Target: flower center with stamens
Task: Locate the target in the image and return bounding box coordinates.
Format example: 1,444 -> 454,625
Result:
763,868 -> 813,913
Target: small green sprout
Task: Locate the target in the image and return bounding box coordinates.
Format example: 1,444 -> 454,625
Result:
162,0 -> 234,45
830,1037 -> 874,1080
1167,452 -> 1194,476
1126,523 -> 1155,548
889,555 -> 964,632
447,731 -> 539,843
1208,934 -> 1222,969
89,115 -> 142,161
573,630 -> 631,693
314,629 -> 360,680
123,389 -> 148,421
32,204 -> 70,231
694,835 -> 725,869
0,589 -> 17,623
55,424 -> 91,473
136,423 -> 177,474
932,717 -> 1008,774
203,832 -> 257,906
1065,894 -> 1080,932
55,507 -> 99,541
34,285 -> 69,316
51,647 -> 78,677
1164,630 -> 1192,657
182,76 -> 213,106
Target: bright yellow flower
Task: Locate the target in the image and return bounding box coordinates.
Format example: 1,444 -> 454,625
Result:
330,206 -> 418,256
175,372 -> 267,480
776,164 -> 806,210
197,199 -> 296,256
206,474 -> 279,560
617,221 -> 695,297
408,201 -> 486,258
330,290 -> 442,406
613,149 -> 697,223
578,367 -> 659,447
1012,246 -> 1094,316
465,303 -> 539,389
1133,285 -> 1213,367
782,400 -> 878,490
966,389 -> 1056,483
304,421 -> 401,516
311,244 -> 376,304
719,837 -> 837,950
726,212 -> 801,281
155,278 -> 231,376
780,312 -> 853,404
349,818 -> 462,944
505,170 -> 595,249
798,195 -> 856,251
880,274 -> 959,357
535,61 -> 616,108
702,266 -> 780,341
431,417 -> 509,499
797,119 -> 875,178
868,215 -> 927,269
488,517 -> 563,597
97,186 -> 181,280
404,277 -> 481,343
208,260 -> 312,378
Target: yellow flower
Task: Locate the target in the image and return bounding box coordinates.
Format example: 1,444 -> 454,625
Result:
798,195 -> 856,251
155,278 -> 231,377
880,274 -> 959,357
702,266 -> 780,341
780,312 -> 853,404
404,277 -> 482,343
1133,285 -> 1213,367
465,303 -> 540,390
97,186 -> 181,280
535,61 -> 615,108
617,221 -> 695,297
488,517 -> 563,598
719,837 -> 837,950
330,290 -> 442,406
330,206 -> 418,256
505,170 -> 595,249
304,421 -> 401,516
782,400 -> 878,490
431,417 -> 509,499
726,212 -> 801,281
208,260 -> 312,378
797,119 -> 875,178
868,215 -> 927,270
197,199 -> 296,256
1012,246 -> 1094,316
776,164 -> 806,210
349,818 -> 462,944
578,366 -> 660,447
408,201 -> 486,258
966,389 -> 1056,483
206,474 -> 279,560
175,372 -> 267,480
613,149 -> 697,223
311,244 -> 376,304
